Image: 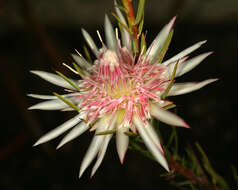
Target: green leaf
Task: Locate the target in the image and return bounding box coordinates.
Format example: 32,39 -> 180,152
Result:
158,29 -> 174,63
132,38 -> 139,54
53,92 -> 80,112
195,142 -> 230,190
71,62 -> 86,79
96,129 -> 117,135
140,33 -> 146,55
124,131 -> 137,136
150,119 -> 163,144
163,104 -> 176,110
111,12 -> 132,34
161,60 -> 178,99
161,82 -> 174,100
176,180 -> 192,186
189,183 -> 198,190
138,12 -> 144,36
115,4 -> 127,13
129,140 -> 155,161
231,165 -> 238,183
83,45 -> 92,63
127,131 -> 143,143
167,127 -> 178,155
56,71 -> 81,91
134,0 -> 146,26
170,58 -> 178,79
185,148 -> 200,175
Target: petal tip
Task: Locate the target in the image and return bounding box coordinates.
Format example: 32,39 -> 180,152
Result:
171,16 -> 177,22
200,40 -> 207,45
119,152 -> 126,164
168,16 -> 176,29
90,173 -> 94,178
81,28 -> 85,33
30,70 -> 36,74
33,140 -> 40,147
164,165 -> 170,172
78,172 -> 83,179
184,122 -> 191,128
28,106 -> 34,110
78,168 -> 85,179
213,78 -> 219,82
30,70 -> 41,76
207,78 -> 219,84
90,169 -> 97,178
205,51 -> 214,57
104,14 -> 109,22
56,143 -> 63,150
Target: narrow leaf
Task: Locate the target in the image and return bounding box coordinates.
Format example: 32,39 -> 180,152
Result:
124,131 -> 137,136
161,60 -> 178,99
134,0 -> 146,26
96,129 -> 117,135
132,38 -> 138,54
72,62 -> 86,79
231,165 -> 238,183
158,29 -> 174,63
189,183 -> 198,190
56,71 -> 81,91
185,148 -> 200,175
140,33 -> 146,54
115,4 -> 126,13
138,12 -> 144,36
111,12 -> 132,34
177,180 -> 193,186
129,140 -> 155,161
163,104 -> 176,110
53,92 -> 80,112
83,45 -> 92,63
195,142 -> 230,189
167,126 -> 178,155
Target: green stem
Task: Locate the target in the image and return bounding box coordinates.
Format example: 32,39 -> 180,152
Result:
129,140 -> 155,161
121,0 -> 139,52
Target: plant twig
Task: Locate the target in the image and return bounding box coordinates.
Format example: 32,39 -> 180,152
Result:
121,0 -> 139,50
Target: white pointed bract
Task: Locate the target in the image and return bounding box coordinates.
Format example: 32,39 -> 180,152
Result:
133,115 -> 169,171
57,122 -> 89,149
30,8 -> 217,178
147,16 -> 176,64
33,114 -> 82,146
116,127 -> 129,163
81,28 -> 100,57
114,0 -> 131,51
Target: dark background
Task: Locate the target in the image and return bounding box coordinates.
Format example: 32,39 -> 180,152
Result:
1,0 -> 238,189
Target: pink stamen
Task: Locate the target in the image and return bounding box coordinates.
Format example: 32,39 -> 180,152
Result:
73,45 -> 170,130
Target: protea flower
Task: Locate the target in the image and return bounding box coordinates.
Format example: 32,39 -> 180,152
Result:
29,3 -> 217,178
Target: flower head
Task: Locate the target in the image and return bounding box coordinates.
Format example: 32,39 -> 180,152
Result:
29,3 -> 217,178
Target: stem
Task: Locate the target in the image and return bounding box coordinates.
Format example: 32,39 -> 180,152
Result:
169,157 -> 223,190
121,0 -> 139,50
169,157 -> 200,185
129,141 -> 155,161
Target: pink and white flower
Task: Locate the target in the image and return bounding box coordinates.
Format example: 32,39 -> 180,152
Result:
29,4 -> 217,178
